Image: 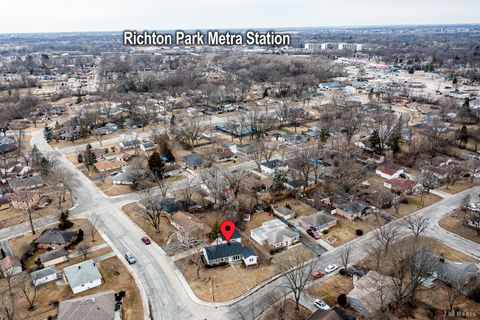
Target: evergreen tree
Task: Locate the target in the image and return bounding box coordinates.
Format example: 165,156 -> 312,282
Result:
170,113 -> 176,127
84,144 -> 97,169
459,125 -> 469,146
31,144 -> 42,165
389,134 -> 401,154
369,129 -> 382,153
43,126 -> 53,142
148,151 -> 165,179
209,220 -> 221,239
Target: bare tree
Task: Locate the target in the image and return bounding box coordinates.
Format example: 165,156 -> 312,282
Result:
125,158 -> 148,190
404,215 -> 430,239
141,194 -> 165,234
331,154 -> 366,193
168,226 -> 208,279
78,244 -> 91,260
373,223 -> 400,257
19,273 -> 38,311
174,177 -> 197,210
276,252 -> 317,310
0,291 -> 15,320
177,117 -> 201,149
339,245 -> 352,272
87,214 -> 102,243
15,191 -> 37,234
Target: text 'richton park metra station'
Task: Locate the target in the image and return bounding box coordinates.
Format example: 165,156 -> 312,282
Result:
123,30 -> 291,46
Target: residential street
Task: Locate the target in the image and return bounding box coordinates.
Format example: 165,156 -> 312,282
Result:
0,126 -> 476,320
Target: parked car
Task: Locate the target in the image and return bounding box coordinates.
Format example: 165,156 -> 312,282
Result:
141,236 -> 151,245
313,299 -> 330,310
307,226 -> 321,239
324,264 -> 338,273
125,251 -> 137,264
311,271 -> 326,279
347,266 -> 367,277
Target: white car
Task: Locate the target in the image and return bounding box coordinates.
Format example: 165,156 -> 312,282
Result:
313,299 -> 330,310
324,264 -> 338,273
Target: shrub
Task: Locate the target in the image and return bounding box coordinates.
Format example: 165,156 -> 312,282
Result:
339,268 -> 346,276
322,230 -> 328,234
337,294 -> 347,306
77,229 -> 84,242
356,229 -> 364,236
400,197 -> 409,204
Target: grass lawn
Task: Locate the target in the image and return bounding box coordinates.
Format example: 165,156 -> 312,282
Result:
439,211 -> 480,245
122,202 -> 174,246
0,191 -> 73,230
175,255 -> 248,302
306,274 -> 354,307
440,179 -> 480,194
385,192 -> 442,217
242,211 -> 276,234
9,218 -> 106,258
323,214 -> 383,247
0,256 -> 142,320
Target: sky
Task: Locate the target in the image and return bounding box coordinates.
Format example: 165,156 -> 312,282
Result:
1,0 -> 480,34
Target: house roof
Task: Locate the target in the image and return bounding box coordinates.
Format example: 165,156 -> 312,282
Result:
385,178 -> 416,190
31,265 -> 57,280
184,154 -> 204,167
219,229 -> 241,242
7,175 -> 44,190
39,248 -> 69,263
251,219 -> 299,244
300,212 -> 337,227
0,256 -> 21,272
94,160 -> 127,171
203,243 -> 257,261
63,259 -> 102,289
305,308 -> 343,320
58,291 -> 115,320
336,202 -> 370,215
261,159 -> 287,169
34,229 -> 77,245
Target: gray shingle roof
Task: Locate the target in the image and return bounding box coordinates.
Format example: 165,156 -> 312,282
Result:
7,175 -> 44,190
301,212 -> 337,227
34,229 -> 77,245
58,291 -> 115,320
63,259 -> 102,289
204,243 -> 256,261
39,248 -> 68,263
31,265 -> 57,280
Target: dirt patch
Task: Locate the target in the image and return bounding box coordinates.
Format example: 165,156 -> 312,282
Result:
323,214 -> 383,247
440,179 -> 480,194
122,202 -> 175,246
274,198 -> 317,217
439,211 -> 480,245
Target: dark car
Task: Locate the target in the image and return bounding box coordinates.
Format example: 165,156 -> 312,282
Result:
347,266 -> 367,277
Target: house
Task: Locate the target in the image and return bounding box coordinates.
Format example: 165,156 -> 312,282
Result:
31,266 -> 58,286
59,126 -> 80,141
63,259 -> 103,294
384,178 -> 418,194
169,211 -> 212,235
272,206 -> 296,220
223,104 -> 239,112
202,243 -> 257,267
94,160 -> 128,172
58,291 -> 117,320
306,307 -> 352,320
7,175 -> 45,191
251,219 -> 300,248
212,229 -> 242,245
0,256 -> 22,277
119,139 -> 140,150
299,212 -> 338,232
423,250 -> 480,292
0,136 -> 17,153
334,201 -> 371,220
139,141 -> 155,152
164,164 -> 182,178
375,163 -> 404,179
467,216 -> 480,230
347,270 -> 398,316
184,154 -> 205,169
112,173 -> 134,185
186,107 -> 201,117
39,248 -> 69,267
94,123 -> 118,135
215,149 -> 237,162
34,229 -> 77,249
260,159 -> 289,175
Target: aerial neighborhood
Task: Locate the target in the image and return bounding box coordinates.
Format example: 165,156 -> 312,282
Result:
0,19 -> 480,320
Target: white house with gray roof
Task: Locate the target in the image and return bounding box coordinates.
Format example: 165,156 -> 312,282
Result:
63,259 -> 103,294
202,243 -> 257,267
31,266 -> 58,286
250,219 -> 299,248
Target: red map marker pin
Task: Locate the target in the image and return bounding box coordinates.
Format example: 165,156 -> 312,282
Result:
220,220 -> 236,244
